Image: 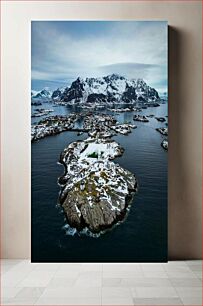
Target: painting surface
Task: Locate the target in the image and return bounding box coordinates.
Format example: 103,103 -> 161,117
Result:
31,21 -> 168,262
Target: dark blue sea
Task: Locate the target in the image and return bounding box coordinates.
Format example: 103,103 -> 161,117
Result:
31,103 -> 168,262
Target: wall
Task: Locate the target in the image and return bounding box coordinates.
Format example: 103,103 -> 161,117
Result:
1,0 -> 202,259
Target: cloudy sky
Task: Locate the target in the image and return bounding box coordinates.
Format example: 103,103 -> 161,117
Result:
31,21 -> 167,93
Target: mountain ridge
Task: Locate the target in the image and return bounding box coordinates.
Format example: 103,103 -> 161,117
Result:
32,74 -> 160,104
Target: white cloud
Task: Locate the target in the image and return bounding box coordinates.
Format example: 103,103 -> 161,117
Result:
32,21 -> 167,92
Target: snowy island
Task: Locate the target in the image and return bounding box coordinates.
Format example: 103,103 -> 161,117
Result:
31,114 -> 79,142
31,113 -> 137,142
161,139 -> 168,150
31,108 -> 54,118
156,127 -> 168,136
133,115 -> 149,122
58,137 -> 138,234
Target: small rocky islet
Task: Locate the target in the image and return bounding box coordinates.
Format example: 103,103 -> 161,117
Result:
156,127 -> 168,136
133,114 -> 149,122
31,108 -> 54,118
58,136 -> 138,234
161,139 -> 168,150
31,114 -> 79,142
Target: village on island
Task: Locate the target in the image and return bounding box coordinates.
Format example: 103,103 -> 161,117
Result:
31,111 -> 168,151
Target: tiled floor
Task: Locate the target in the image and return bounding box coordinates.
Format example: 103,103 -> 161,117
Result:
1,260 -> 202,305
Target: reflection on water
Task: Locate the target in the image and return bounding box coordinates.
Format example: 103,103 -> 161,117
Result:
31,102 -> 168,262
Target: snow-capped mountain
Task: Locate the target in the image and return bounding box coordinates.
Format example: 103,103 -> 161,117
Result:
32,89 -> 52,100
31,90 -> 39,97
51,86 -> 66,100
58,74 -> 160,104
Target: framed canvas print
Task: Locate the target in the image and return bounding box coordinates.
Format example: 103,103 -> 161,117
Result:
31,20 -> 168,262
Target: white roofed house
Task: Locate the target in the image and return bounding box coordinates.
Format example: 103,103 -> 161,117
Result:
80,180 -> 85,191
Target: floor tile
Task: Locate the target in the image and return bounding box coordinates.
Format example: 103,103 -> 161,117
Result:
2,296 -> 39,305
2,262 -> 36,287
123,277 -> 172,287
75,276 -> 102,287
164,265 -> 192,272
193,271 -> 202,279
189,264 -> 202,272
180,296 -> 202,305
1,265 -> 15,274
33,263 -> 59,272
41,286 -> 101,298
102,287 -> 132,298
143,271 -> 168,278
47,277 -> 76,288
35,297 -> 102,305
102,297 -> 134,305
102,277 -> 123,287
79,270 -> 102,278
140,264 -> 165,272
54,269 -> 80,278
175,287 -> 202,298
2,287 -> 22,299
57,264 -> 83,272
103,270 -> 143,278
170,278 -> 202,287
103,263 -> 142,273
81,263 -> 102,272
166,271 -> 197,278
134,286 -> 178,298
17,271 -> 55,287
133,297 -> 183,305
15,287 -> 45,298
1,299 -> 10,305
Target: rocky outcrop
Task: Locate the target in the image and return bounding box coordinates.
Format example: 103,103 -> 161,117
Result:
133,115 -> 149,122
52,88 -> 64,100
58,137 -> 138,234
156,127 -> 168,136
161,139 -> 168,150
32,89 -> 52,100
156,117 -> 166,122
61,78 -> 84,102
